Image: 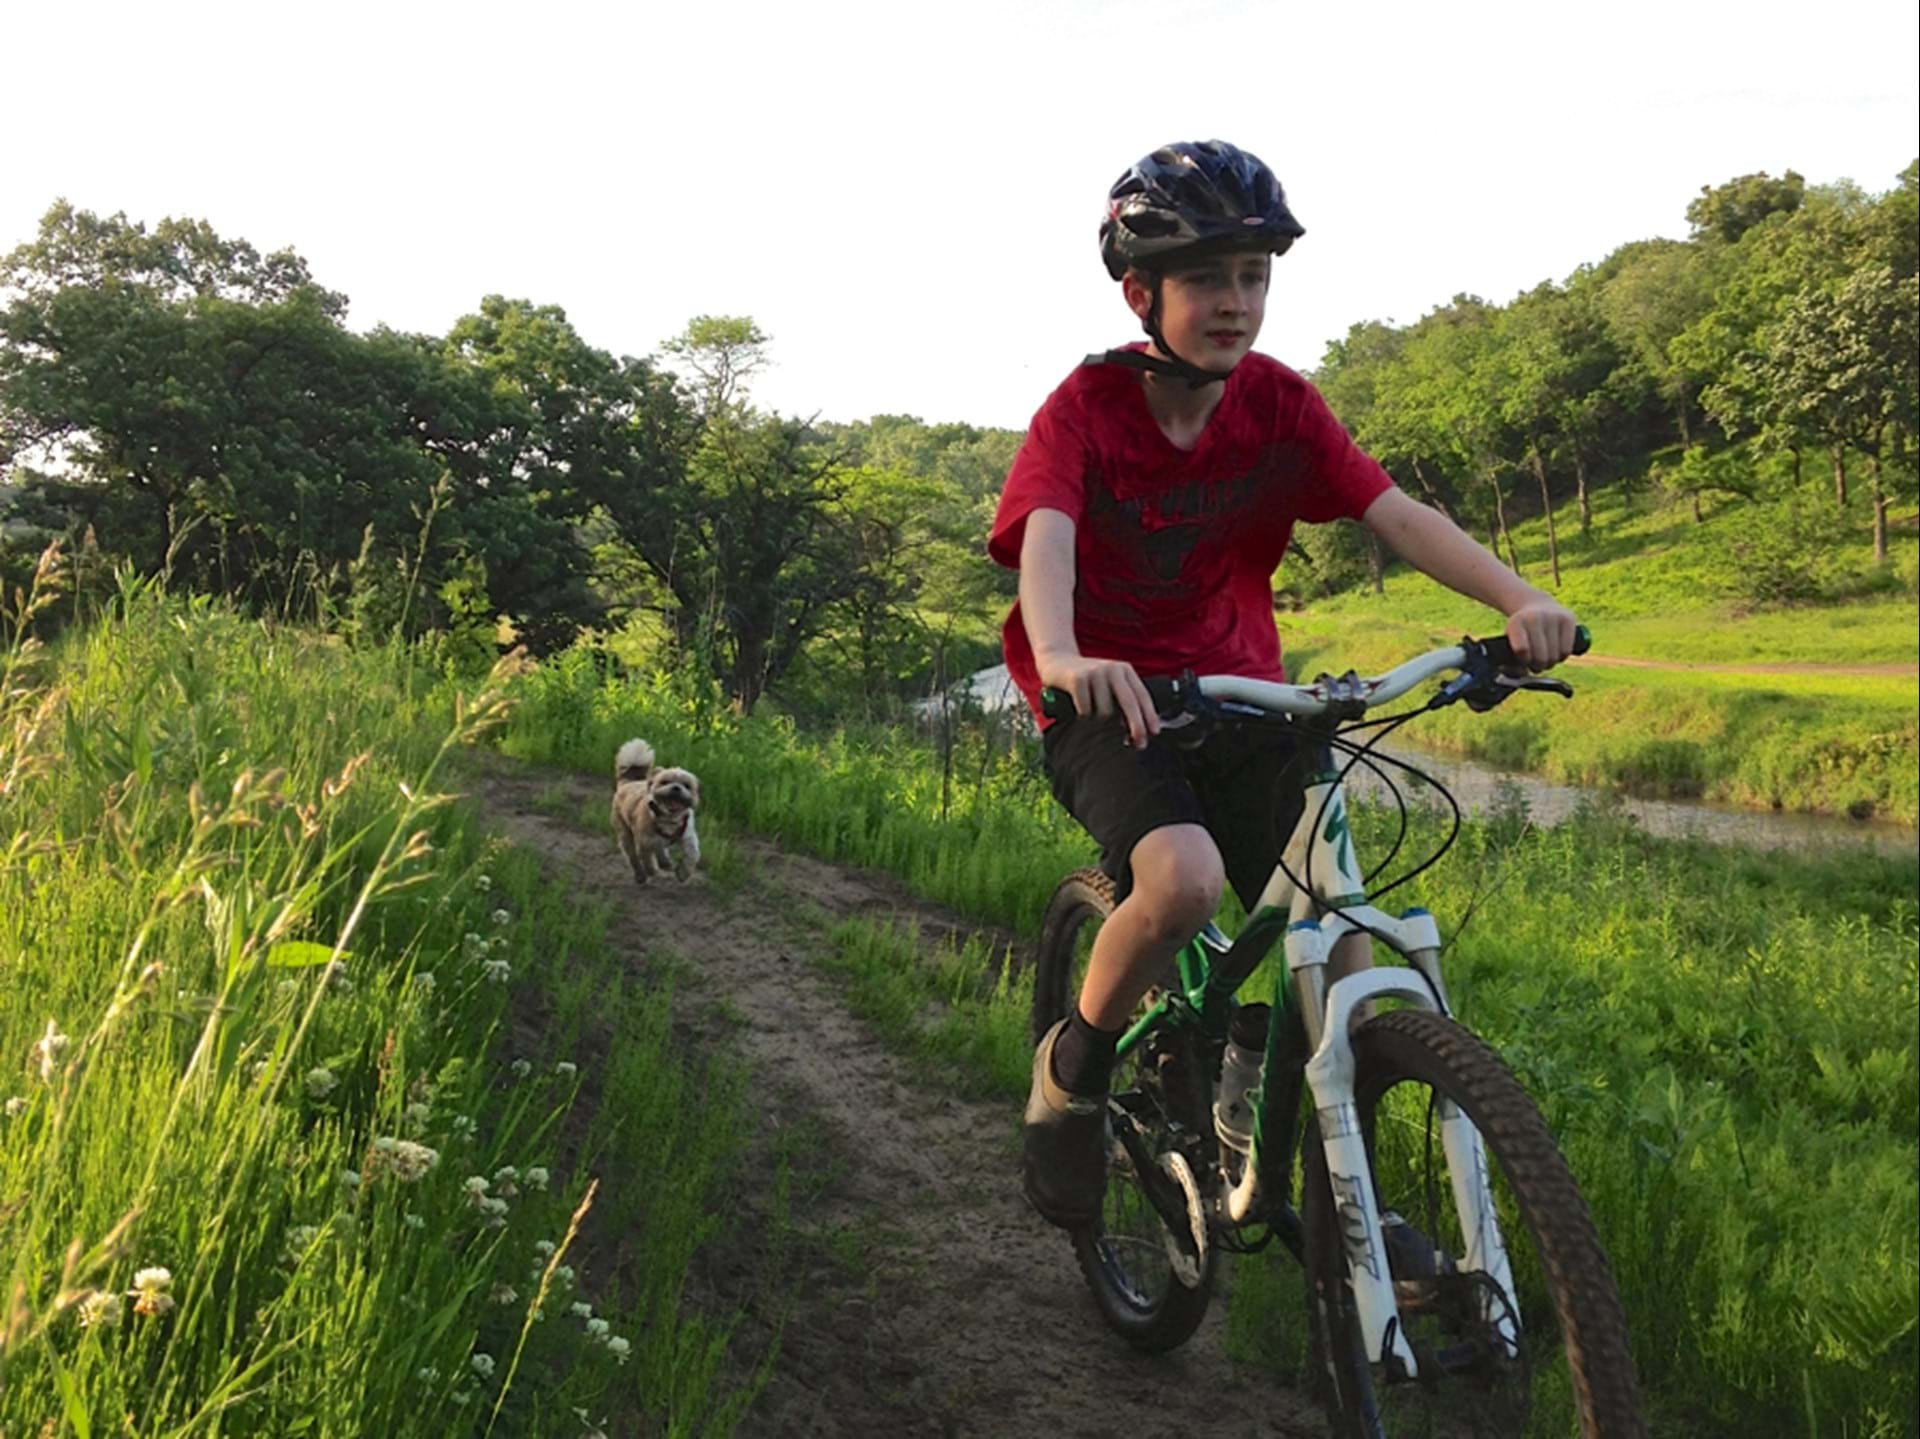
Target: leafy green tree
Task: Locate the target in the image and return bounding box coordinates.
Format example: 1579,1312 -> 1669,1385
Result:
661,314 -> 769,415
1600,239 -> 1721,459
1686,170 -> 1806,245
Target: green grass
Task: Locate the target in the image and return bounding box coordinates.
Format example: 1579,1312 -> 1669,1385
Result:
0,564 -> 768,1436
499,646 -> 1918,1439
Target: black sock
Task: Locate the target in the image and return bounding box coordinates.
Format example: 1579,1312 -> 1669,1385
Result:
1050,1006 -> 1122,1096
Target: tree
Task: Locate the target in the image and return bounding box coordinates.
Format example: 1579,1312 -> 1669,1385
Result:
1600,239 -> 1721,459
661,315 -> 769,415
1686,170 -> 1806,245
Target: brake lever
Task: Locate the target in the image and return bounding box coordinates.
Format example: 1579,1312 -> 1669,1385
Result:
1463,672 -> 1575,713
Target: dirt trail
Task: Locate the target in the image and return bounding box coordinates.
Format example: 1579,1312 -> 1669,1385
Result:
467,759 -> 1321,1439
1576,653 -> 1916,678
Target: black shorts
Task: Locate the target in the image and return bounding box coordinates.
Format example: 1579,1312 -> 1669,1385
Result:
1042,711 -> 1306,910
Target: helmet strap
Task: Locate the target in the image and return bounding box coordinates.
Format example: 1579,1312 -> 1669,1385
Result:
1083,276 -> 1234,389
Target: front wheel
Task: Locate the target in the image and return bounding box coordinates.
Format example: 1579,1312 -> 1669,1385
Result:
1302,1010 -> 1646,1438
1031,868 -> 1215,1353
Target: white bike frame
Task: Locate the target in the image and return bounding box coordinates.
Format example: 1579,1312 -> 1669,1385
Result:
1202,648 -> 1521,1381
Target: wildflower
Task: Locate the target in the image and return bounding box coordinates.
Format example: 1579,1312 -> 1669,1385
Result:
605,1335 -> 631,1364
403,1100 -> 432,1132
249,1059 -> 272,1085
404,1212 -> 425,1230
340,1169 -> 362,1190
321,959 -> 352,994
4,1096 -> 26,1117
128,1266 -> 175,1318
510,1058 -> 531,1078
490,1283 -> 519,1305
463,931 -> 487,960
411,972 -> 436,997
78,1291 -> 123,1329
415,1365 -> 441,1384
524,1167 -> 550,1192
33,1019 -> 69,1083
491,909 -> 511,927
554,1265 -> 575,1287
493,1166 -> 520,1197
283,1225 -> 321,1264
470,1352 -> 496,1379
475,873 -> 493,892
491,934 -> 510,953
585,1316 -> 610,1341
555,1061 -> 578,1080
450,1115 -> 476,1139
569,1301 -> 593,1320
480,958 -> 510,984
274,978 -> 300,1002
479,1197 -> 509,1227
370,1137 -> 439,1182
533,1240 -> 556,1258
462,1175 -> 491,1202
452,1390 -> 474,1406
305,1067 -> 339,1099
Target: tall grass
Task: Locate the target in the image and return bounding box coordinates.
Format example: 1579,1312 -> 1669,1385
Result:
0,557 -> 765,1436
503,648 -> 1919,1439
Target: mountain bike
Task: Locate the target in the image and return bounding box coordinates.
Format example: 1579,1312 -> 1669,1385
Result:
1031,630 -> 1647,1438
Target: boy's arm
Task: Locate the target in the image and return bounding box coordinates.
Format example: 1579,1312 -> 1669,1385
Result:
1359,488 -> 1579,668
1020,508 -> 1159,747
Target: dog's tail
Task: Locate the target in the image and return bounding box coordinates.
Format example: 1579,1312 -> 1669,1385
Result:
614,738 -> 655,784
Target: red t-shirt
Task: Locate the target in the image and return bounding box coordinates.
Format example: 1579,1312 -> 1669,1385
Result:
988,350 -> 1394,726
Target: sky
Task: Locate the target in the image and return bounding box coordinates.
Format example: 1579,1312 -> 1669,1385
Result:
4,0 -> 1915,431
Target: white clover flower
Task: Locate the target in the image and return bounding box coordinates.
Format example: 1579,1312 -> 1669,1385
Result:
475,873 -> 493,892
470,1352 -> 496,1379
463,931 -> 486,958
340,1169 -> 362,1190
305,1067 -> 339,1099
452,1390 -> 473,1406
490,1283 -> 519,1305
605,1335 -> 630,1364
533,1239 -> 556,1258
510,1059 -> 531,1078
78,1291 -> 124,1329
404,1212 -> 425,1230
4,1096 -> 26,1118
372,1138 -> 439,1182
585,1316 -> 610,1341
274,978 -> 300,1002
524,1167 -> 549,1192
33,1019 -> 69,1083
491,909 -> 511,927
411,972 -> 436,996
403,1101 -> 432,1132
283,1225 -> 321,1263
554,1265 -> 575,1287
480,1198 -> 509,1228
555,1061 -> 578,1080
415,1364 -> 441,1384
480,958 -> 511,984
450,1115 -> 477,1139
569,1301 -> 593,1320
490,934 -> 510,953
463,1175 -> 491,1200
128,1266 -> 174,1318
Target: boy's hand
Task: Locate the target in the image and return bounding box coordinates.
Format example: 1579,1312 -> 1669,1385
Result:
1037,654 -> 1160,749
1504,598 -> 1580,671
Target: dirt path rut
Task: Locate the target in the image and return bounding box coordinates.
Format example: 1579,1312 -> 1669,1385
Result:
467,759 -> 1322,1438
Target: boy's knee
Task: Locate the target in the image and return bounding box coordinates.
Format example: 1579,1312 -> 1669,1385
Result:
1130,826 -> 1224,935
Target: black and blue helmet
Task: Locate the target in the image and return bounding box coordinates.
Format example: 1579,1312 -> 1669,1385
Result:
1099,140 -> 1305,281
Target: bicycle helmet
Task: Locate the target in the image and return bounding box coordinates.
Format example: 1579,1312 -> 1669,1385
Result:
1091,140 -> 1305,387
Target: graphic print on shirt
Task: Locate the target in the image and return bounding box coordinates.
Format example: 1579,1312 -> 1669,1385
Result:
1078,458 -> 1269,620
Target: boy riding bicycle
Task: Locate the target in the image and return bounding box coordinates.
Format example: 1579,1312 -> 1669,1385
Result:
988,140 -> 1581,1230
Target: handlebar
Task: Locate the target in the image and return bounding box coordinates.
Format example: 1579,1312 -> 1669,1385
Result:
1040,625 -> 1592,723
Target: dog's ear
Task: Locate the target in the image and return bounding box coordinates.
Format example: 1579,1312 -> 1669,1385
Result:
690,774 -> 702,807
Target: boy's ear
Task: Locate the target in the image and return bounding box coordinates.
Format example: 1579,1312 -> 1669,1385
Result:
1120,267 -> 1157,321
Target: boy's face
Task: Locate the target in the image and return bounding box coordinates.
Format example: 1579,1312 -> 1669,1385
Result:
1125,249 -> 1271,371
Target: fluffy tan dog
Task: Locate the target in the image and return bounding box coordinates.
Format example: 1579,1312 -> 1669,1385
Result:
611,738 -> 702,884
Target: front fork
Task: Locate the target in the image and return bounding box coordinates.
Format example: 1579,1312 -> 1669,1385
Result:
1242,908 -> 1518,1381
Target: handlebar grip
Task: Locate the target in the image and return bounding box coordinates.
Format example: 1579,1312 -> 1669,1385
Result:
1039,677 -> 1186,723
1478,623 -> 1591,668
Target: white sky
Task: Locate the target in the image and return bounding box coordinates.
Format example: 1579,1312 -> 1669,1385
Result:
5,0 -> 1915,431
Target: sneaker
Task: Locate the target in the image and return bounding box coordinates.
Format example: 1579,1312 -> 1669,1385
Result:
1380,1209 -> 1447,1282
1022,1018 -> 1108,1228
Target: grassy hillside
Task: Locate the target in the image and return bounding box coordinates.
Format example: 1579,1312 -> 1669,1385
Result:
1281,488 -> 1919,824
